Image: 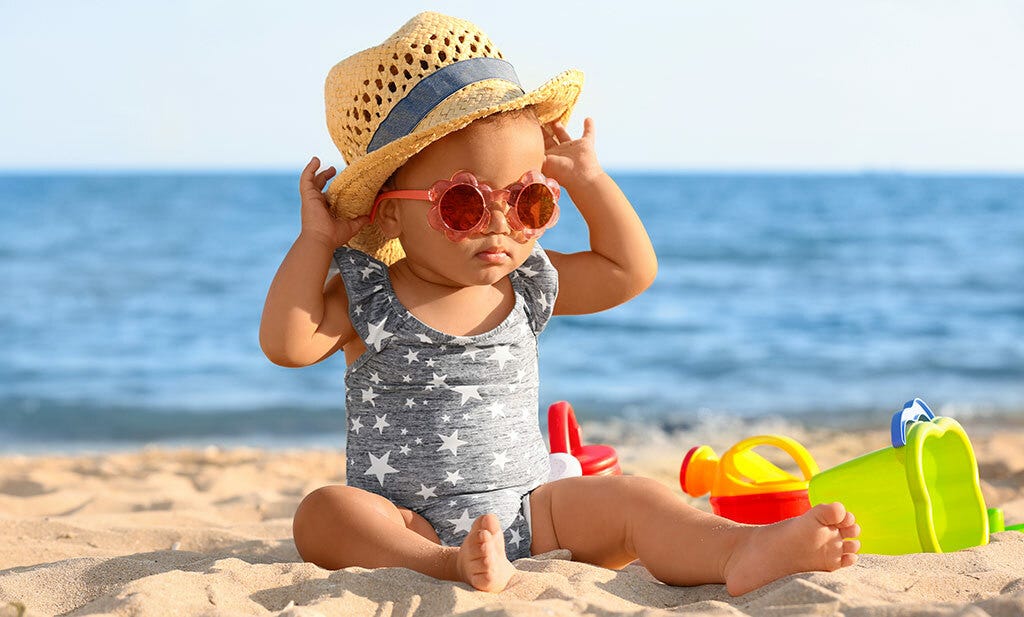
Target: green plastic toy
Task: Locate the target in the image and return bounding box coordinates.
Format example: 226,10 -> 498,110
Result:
809,399 -> 989,554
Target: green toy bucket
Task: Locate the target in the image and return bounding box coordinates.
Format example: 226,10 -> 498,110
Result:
808,400 -> 988,554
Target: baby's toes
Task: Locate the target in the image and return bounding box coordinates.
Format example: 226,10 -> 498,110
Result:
839,523 -> 861,539
813,502 -> 849,527
835,511 -> 856,530
843,539 -> 860,555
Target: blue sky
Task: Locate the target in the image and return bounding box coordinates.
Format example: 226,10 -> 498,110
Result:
2,1 -> 1023,172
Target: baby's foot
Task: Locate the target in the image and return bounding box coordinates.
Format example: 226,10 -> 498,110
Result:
456,513 -> 516,592
723,502 -> 861,596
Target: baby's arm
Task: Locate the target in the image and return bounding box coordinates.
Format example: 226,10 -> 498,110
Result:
541,118 -> 658,315
259,157 -> 369,367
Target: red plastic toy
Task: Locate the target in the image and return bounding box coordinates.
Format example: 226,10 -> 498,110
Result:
547,401 -> 621,476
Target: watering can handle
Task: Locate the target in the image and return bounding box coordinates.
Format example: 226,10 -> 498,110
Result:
719,435 -> 820,483
890,398 -> 935,448
548,401 -> 583,455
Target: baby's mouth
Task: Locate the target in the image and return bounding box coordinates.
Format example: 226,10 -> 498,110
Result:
475,246 -> 512,263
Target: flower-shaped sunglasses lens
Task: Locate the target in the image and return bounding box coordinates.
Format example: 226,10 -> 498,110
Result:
515,183 -> 556,229
439,184 -> 486,231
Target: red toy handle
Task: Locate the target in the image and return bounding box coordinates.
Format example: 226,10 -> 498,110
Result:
548,401 -> 582,455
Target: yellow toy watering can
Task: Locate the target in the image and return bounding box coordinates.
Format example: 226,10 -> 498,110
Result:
680,434 -> 819,524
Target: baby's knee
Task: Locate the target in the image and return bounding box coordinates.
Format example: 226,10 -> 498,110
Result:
292,485 -> 352,562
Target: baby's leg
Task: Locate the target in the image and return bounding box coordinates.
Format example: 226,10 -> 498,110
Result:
292,485 -> 515,592
529,476 -> 860,596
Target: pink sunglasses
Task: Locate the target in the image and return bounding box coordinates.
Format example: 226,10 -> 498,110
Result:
371,170 -> 561,242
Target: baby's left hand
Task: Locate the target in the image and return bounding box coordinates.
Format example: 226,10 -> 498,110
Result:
542,117 -> 605,193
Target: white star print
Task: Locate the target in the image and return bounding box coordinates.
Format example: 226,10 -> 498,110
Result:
399,444 -> 411,455
519,265 -> 538,278
401,428 -> 408,435
373,414 -> 390,434
364,451 -> 398,486
403,374 -> 412,382
405,398 -> 416,408
350,417 -> 363,433
462,413 -> 471,421
462,346 -> 482,360
509,527 -> 524,547
369,372 -> 381,384
365,317 -> 393,351
441,414 -> 451,422
415,438 -> 423,445
491,450 -> 511,471
437,430 -> 468,455
416,484 -> 437,500
361,387 -> 379,406
354,305 -> 363,316
360,265 -> 377,280
425,358 -> 436,368
416,333 -> 433,344
429,373 -> 448,388
445,470 -> 463,486
439,345 -> 447,351
451,385 -> 483,405
486,402 -> 506,418
448,509 -> 475,535
537,293 -> 551,311
449,500 -> 457,506
488,345 -> 515,370
404,350 -> 419,364
515,369 -> 527,382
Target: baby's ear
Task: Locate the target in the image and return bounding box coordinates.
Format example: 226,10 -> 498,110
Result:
374,198 -> 402,239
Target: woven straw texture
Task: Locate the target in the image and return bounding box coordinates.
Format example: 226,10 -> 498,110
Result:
324,11 -> 583,264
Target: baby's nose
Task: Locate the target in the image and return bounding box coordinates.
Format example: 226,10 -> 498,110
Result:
484,196 -> 512,235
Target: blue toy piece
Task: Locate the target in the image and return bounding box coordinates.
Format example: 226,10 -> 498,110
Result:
890,398 -> 935,448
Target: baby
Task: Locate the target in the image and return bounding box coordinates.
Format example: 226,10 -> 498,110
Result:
260,12 -> 860,595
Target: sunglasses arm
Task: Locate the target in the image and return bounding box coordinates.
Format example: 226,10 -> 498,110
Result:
369,189 -> 432,222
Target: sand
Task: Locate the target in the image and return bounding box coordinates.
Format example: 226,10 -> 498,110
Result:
2,416 -> 1023,616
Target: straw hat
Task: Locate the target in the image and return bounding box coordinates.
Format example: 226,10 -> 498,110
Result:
324,11 -> 584,264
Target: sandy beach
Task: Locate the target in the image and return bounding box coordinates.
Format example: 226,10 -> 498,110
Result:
2,415 -> 1023,616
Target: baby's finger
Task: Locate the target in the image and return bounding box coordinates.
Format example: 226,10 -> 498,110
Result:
314,166 -> 336,189
342,214 -> 371,237
551,121 -> 573,143
299,157 -> 321,190
541,153 -> 571,179
542,122 -> 560,149
581,117 -> 596,141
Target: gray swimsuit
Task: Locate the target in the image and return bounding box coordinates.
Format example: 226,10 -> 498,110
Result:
334,243 -> 556,560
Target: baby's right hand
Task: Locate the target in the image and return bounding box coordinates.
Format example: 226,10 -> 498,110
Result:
299,156 -> 370,248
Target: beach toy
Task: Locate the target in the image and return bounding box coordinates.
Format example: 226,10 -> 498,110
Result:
680,435 -> 819,524
547,401 -> 621,476
987,508 -> 1024,533
809,398 -> 989,554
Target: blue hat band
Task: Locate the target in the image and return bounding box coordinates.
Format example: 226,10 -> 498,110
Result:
366,57 -> 523,154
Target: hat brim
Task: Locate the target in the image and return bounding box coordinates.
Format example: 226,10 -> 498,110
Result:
325,68 -> 584,265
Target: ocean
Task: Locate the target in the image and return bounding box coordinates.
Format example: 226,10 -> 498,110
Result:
2,172 -> 1022,451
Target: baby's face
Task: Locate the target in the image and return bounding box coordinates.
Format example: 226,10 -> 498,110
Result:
388,113 -> 546,287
